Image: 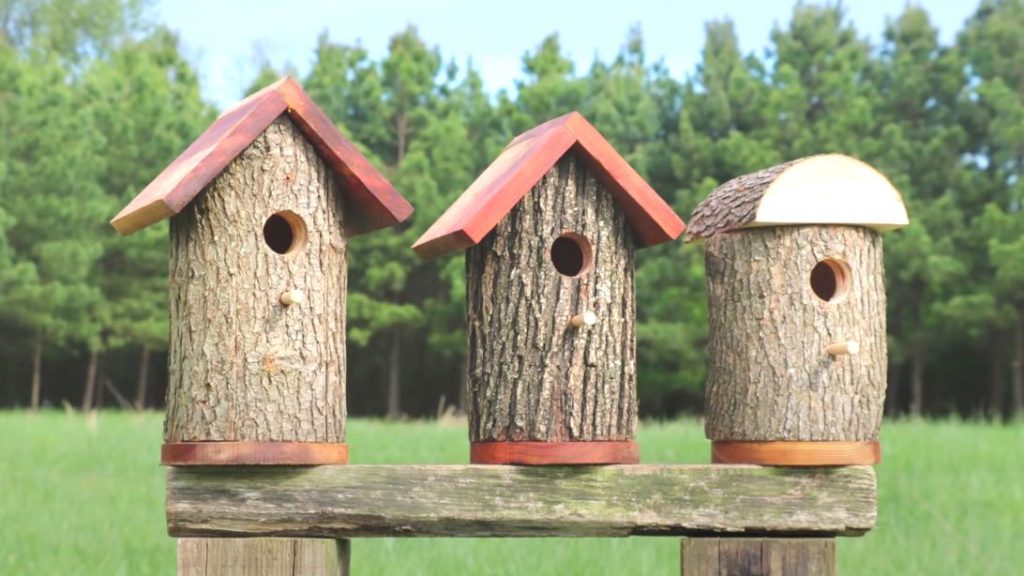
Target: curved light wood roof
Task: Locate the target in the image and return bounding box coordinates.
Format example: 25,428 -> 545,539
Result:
687,154 -> 908,240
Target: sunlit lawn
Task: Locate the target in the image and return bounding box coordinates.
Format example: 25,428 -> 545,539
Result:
1,412 -> 1021,574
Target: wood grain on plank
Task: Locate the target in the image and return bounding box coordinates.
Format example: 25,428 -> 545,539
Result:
681,538 -> 836,576
178,538 -> 347,576
167,464 -> 877,538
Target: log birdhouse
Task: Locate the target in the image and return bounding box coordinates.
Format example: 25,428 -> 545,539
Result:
111,77 -> 413,466
687,154 -> 908,466
413,112 -> 685,465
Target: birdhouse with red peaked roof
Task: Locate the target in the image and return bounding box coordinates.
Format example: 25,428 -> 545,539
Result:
111,77 -> 412,466
687,154 -> 908,466
413,112 -> 685,465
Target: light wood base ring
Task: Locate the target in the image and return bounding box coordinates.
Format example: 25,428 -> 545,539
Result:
162,442 -> 349,466
471,441 -> 639,465
711,440 -> 880,466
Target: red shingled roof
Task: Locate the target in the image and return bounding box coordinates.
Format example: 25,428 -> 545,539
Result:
411,112 -> 684,259
110,76 -> 412,236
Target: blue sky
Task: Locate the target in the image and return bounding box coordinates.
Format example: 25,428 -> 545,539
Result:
152,0 -> 978,111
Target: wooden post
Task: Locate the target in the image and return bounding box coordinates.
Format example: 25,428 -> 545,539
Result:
178,539 -> 348,576
681,538 -> 836,576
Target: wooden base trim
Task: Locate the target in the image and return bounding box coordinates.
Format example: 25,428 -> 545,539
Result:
162,442 -> 349,466
711,441 -> 880,466
471,441 -> 639,465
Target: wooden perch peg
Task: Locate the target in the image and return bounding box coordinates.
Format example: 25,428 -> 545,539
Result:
826,340 -> 860,356
569,311 -> 598,328
279,289 -> 305,307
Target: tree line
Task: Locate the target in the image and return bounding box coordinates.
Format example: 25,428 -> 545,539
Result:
1,0 -> 1022,419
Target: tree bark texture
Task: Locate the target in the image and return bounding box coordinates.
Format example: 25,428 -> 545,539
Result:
704,226 -> 887,441
386,327 -> 401,419
466,152 -> 637,442
885,361 -> 900,417
136,345 -> 151,409
166,116 -> 348,443
82,349 -> 99,411
30,330 -> 42,411
1012,309 -> 1023,416
96,354 -> 108,408
988,334 -> 1004,418
910,349 -> 924,417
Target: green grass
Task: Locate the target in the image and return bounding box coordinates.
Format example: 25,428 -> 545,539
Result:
1,412 -> 1021,575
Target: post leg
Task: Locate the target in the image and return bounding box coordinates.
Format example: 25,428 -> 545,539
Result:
682,538 -> 836,576
178,538 -> 349,575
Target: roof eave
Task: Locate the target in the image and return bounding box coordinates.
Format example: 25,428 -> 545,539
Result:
412,112 -> 685,259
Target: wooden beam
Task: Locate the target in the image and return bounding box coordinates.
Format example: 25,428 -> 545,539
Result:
681,538 -> 836,576
167,464 -> 876,538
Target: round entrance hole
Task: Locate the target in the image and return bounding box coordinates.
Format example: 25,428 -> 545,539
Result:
810,258 -> 852,303
550,233 -> 593,278
263,211 -> 307,255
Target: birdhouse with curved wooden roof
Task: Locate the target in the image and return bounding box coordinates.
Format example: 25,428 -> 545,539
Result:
687,154 -> 908,466
111,77 -> 413,466
414,112 -> 685,465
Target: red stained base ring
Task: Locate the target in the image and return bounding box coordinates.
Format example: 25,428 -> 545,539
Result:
161,442 -> 349,466
470,441 -> 639,465
711,440 -> 880,466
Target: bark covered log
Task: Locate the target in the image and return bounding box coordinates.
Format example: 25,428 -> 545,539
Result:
166,116 -> 348,443
704,225 -> 887,441
466,152 -> 637,442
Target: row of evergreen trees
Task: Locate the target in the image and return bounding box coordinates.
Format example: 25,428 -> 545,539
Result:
1,0 -> 1022,418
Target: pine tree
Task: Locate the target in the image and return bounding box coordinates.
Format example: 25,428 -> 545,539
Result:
82,26 -> 212,408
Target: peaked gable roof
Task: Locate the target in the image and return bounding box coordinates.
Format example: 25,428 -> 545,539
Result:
111,76 -> 412,236
411,112 -> 685,259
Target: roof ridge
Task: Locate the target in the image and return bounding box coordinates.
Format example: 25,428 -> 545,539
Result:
412,112 -> 684,259
111,77 -> 412,236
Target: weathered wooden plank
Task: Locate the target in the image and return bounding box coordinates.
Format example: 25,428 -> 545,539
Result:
681,538 -> 836,576
178,538 -> 347,576
167,464 -> 876,538
681,538 -> 720,575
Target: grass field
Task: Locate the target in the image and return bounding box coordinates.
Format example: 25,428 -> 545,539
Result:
1,412 -> 1021,575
